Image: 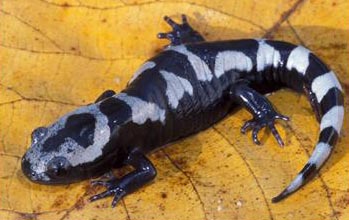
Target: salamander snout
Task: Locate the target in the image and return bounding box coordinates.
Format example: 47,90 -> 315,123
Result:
21,151 -> 73,184
21,156 -> 40,181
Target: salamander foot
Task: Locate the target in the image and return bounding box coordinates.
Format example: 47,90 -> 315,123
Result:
157,14 -> 205,46
241,113 -> 289,146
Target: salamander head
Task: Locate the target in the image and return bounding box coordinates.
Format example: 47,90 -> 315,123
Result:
21,104 -> 113,184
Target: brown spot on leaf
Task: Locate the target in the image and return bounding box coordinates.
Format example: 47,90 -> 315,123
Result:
161,192 -> 167,199
335,193 -> 349,209
62,2 -> 70,7
51,195 -> 66,209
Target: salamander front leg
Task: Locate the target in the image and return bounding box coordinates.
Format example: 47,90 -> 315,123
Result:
157,14 -> 205,46
89,152 -> 157,207
230,84 -> 289,146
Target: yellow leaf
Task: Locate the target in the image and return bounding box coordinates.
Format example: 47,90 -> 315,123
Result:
0,0 -> 348,219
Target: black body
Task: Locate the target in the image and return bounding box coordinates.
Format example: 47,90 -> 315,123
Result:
21,15 -> 344,207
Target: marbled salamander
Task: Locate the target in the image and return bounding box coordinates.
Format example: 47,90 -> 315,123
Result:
22,15 -> 344,206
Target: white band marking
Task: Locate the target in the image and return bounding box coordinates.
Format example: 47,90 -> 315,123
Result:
320,105 -> 344,133
308,142 -> 332,169
286,46 -> 310,75
214,51 -> 253,78
26,104 -> 111,173
287,174 -> 303,193
168,45 -> 213,81
116,93 -> 166,124
256,40 -> 281,72
160,70 -> 194,109
311,71 -> 343,102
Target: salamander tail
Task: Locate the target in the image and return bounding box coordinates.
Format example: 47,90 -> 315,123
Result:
272,50 -> 344,202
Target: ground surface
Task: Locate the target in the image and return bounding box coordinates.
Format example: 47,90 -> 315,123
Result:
0,0 -> 348,220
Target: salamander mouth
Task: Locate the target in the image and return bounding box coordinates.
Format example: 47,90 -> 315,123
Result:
21,156 -> 53,184
21,154 -> 84,185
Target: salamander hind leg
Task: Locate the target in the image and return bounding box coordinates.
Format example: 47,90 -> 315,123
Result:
157,14 -> 205,46
89,152 -> 157,207
230,84 -> 290,146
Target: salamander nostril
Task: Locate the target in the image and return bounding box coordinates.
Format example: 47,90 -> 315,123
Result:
31,171 -> 36,177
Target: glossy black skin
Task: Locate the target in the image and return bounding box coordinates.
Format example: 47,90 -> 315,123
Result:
122,41 -> 288,151
22,15 -> 335,207
86,16 -> 299,206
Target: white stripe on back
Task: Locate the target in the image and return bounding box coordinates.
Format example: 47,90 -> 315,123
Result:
168,45 -> 213,81
286,46 -> 310,75
160,70 -> 194,109
256,40 -> 281,72
116,93 -> 166,124
214,51 -> 253,77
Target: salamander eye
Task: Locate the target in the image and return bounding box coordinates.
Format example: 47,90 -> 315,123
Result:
46,157 -> 71,179
31,127 -> 48,143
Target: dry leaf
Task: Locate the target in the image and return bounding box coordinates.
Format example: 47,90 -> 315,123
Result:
0,0 -> 348,220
